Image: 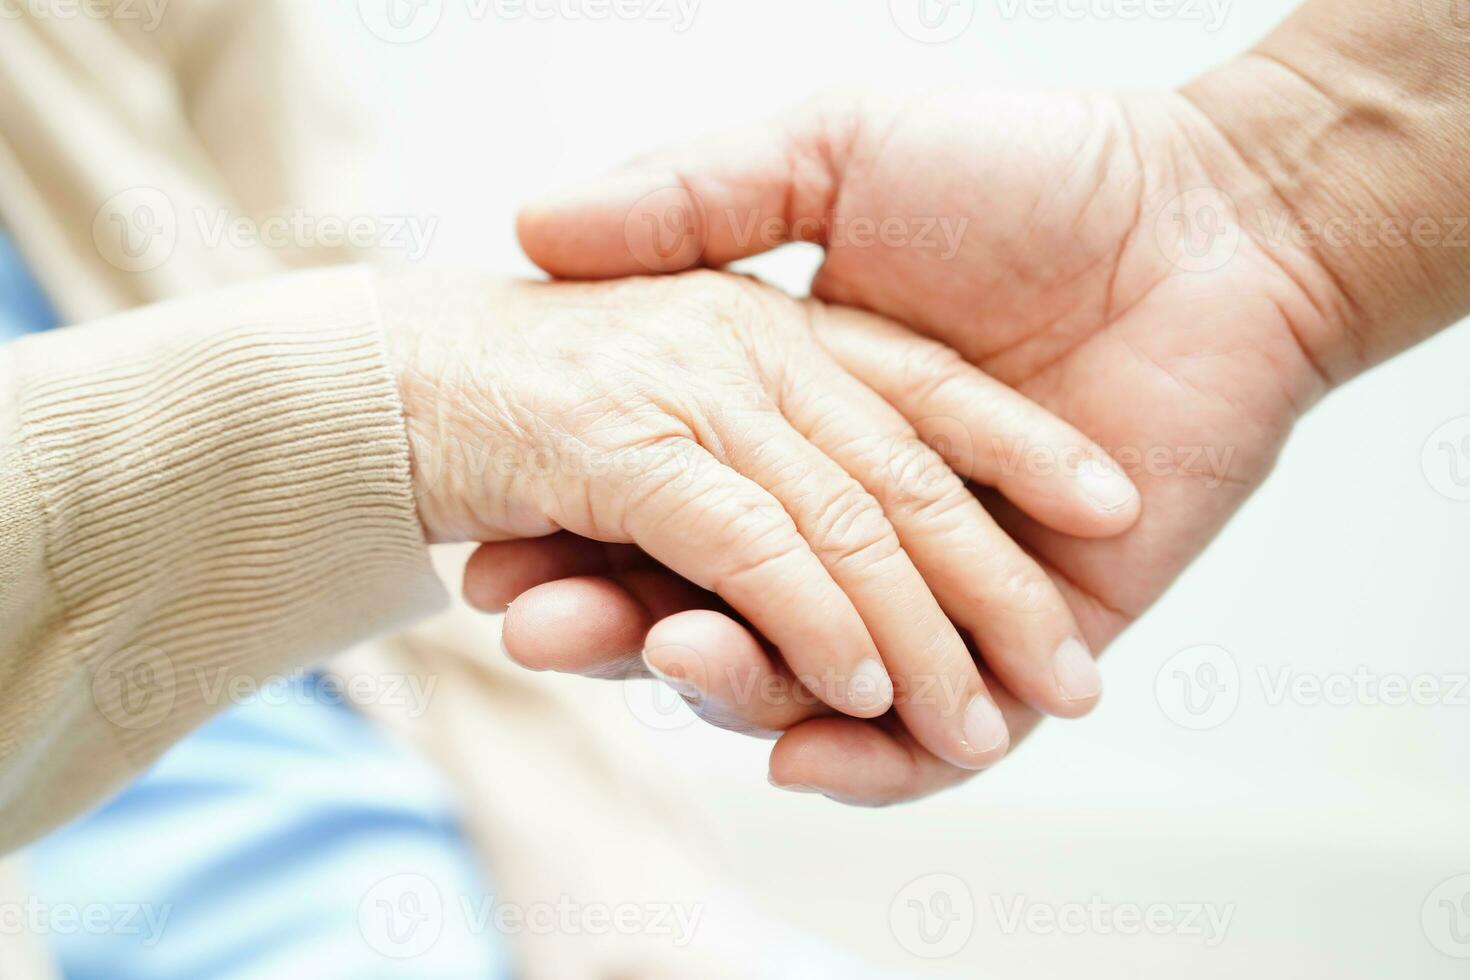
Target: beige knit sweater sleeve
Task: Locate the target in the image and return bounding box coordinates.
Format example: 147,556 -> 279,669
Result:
0,264 -> 446,853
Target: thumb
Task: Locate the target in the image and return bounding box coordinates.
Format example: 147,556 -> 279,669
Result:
517,93 -> 866,279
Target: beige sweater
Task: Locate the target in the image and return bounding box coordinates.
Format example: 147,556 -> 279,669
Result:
0,4 -> 745,977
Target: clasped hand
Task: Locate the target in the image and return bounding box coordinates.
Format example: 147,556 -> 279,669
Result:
382,268 -> 1140,772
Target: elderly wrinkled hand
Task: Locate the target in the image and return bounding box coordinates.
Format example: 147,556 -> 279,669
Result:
381,268 -> 1139,769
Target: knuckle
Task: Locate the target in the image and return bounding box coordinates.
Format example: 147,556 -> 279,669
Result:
904,478 -> 972,529
621,441 -> 704,513
701,390 -> 780,442
676,267 -> 735,292
715,501 -> 806,579
899,341 -> 969,401
970,404 -> 1032,465
810,485 -> 902,573
659,271 -> 793,363
675,269 -> 773,314
814,483 -> 886,539
975,563 -> 1060,619
884,438 -> 968,513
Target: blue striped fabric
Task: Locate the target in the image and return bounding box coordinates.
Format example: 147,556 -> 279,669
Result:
0,226 -> 58,338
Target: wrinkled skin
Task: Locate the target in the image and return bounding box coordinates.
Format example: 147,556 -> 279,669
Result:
384,268 -> 1141,771
479,84 -> 1348,803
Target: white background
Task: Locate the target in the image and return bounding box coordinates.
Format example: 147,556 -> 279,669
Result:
333,1 -> 1470,975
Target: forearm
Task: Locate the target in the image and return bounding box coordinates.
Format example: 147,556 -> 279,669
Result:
0,266 -> 445,853
1184,0 -> 1470,380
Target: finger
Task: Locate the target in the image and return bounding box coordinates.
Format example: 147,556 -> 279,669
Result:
617,439 -> 893,719
464,533 -> 652,612
767,717 -> 976,804
470,538 -> 843,732
502,576 -> 651,678
713,408 -> 1008,768
769,685 -> 1044,806
777,344 -> 1104,720
517,95 -> 859,278
502,571 -> 716,678
643,610 -> 830,737
973,487 -> 1141,651
809,306 -> 1141,537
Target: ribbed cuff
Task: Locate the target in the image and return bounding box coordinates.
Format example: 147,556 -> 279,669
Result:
8,265 -> 447,763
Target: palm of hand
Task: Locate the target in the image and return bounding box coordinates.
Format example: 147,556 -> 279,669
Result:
806,87 -> 1329,648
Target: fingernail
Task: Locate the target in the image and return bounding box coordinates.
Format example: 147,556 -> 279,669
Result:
644,656 -> 704,702
962,695 -> 1010,756
768,774 -> 819,794
1052,637 -> 1103,703
845,659 -> 894,713
1077,457 -> 1138,513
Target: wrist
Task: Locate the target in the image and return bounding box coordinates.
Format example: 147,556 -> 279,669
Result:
1182,15 -> 1470,382
375,269 -> 552,546
376,268 -> 462,544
